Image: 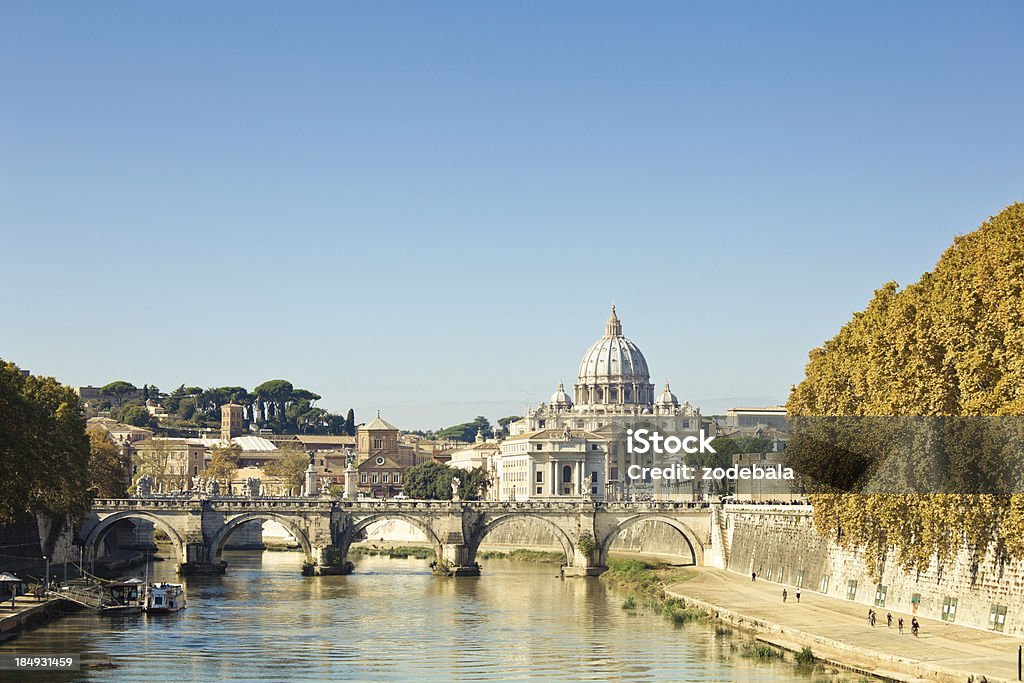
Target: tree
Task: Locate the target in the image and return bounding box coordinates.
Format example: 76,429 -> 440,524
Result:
786,202 -> 1024,576
132,439 -> 177,491
402,462 -> 490,500
497,415 -> 522,430
345,409 -> 356,436
206,444 -> 241,487
0,361 -> 91,525
265,448 -> 309,496
253,379 -> 294,423
88,428 -> 128,498
119,405 -> 155,428
457,466 -> 491,501
403,462 -> 455,499
101,380 -> 137,407
436,416 -> 492,442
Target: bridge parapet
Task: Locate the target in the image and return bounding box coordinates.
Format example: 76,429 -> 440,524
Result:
82,497 -> 719,578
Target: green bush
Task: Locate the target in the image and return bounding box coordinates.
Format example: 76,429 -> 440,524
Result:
621,597 -> 637,610
795,646 -> 815,666
740,643 -> 783,660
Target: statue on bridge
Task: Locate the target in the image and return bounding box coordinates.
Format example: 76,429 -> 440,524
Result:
243,477 -> 261,498
136,475 -> 153,498
451,476 -> 461,502
320,478 -> 333,496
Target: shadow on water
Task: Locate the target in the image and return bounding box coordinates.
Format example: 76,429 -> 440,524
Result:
1,551 -> 866,682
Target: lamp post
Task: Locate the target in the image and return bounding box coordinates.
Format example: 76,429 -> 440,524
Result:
43,555 -> 50,594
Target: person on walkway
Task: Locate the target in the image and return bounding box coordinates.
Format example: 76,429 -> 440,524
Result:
782,589 -> 787,603
898,617 -> 904,634
911,617 -> 919,637
751,572 -> 756,582
867,609 -> 875,627
795,588 -> 801,603
887,612 -> 892,628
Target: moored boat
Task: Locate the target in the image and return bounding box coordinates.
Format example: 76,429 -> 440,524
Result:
99,577 -> 145,615
144,582 -> 186,613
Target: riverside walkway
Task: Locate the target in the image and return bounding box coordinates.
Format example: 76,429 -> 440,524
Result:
0,595 -> 67,641
668,568 -> 1022,683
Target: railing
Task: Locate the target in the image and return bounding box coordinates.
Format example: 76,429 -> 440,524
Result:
92,497 -> 716,513
50,585 -> 104,609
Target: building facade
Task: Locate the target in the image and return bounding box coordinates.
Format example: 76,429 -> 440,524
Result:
496,428 -> 607,501
502,306 -> 706,501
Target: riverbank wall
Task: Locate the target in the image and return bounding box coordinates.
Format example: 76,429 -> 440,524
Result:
720,504 -> 1024,637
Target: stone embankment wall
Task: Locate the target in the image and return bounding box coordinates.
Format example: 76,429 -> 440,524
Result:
722,505 -> 1024,636
361,518 -> 697,559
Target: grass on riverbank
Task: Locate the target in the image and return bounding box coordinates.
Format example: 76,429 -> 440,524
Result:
348,545 -> 435,559
602,558 -> 704,626
739,643 -> 784,661
477,549 -> 564,563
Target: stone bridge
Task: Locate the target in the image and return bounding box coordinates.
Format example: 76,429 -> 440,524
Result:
80,498 -> 720,577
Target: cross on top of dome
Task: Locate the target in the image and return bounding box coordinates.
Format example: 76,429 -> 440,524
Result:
604,305 -> 622,337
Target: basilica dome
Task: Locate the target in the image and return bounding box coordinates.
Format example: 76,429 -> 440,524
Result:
574,306 -> 655,408
577,306 -> 650,384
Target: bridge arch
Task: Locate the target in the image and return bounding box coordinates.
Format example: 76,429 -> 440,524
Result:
84,511 -> 186,565
599,514 -> 703,566
472,514 -> 575,566
209,513 -> 313,564
347,513 -> 444,559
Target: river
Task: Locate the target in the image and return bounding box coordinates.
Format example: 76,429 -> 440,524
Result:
3,550 -> 860,682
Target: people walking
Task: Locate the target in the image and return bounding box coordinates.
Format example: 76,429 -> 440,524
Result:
751,572 -> 756,582
795,588 -> 801,603
887,612 -> 892,628
911,617 -> 919,637
782,589 -> 788,603
898,617 -> 904,634
867,609 -> 876,627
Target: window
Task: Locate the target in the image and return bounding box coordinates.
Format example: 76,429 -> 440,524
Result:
846,579 -> 858,600
536,486 -> 543,495
372,473 -> 378,483
942,597 -> 958,622
591,444 -> 598,451
394,474 -> 400,484
360,473 -> 367,484
874,584 -> 887,607
536,444 -> 543,451
591,471 -> 599,484
562,466 -> 572,483
373,438 -> 384,449
610,467 -> 619,480
536,471 -> 543,483
382,473 -> 389,483
989,604 -> 1007,632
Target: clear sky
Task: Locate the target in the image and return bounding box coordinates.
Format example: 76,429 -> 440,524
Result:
2,2 -> 1023,429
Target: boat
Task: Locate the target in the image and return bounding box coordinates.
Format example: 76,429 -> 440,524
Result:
99,577 -> 145,615
143,582 -> 186,614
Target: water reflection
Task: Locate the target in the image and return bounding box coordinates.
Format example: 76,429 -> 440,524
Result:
2,551 -> 849,682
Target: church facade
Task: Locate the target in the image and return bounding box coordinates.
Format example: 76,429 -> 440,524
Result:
501,307 -> 705,501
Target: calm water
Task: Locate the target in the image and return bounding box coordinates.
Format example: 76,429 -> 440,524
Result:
3,551 -> 848,682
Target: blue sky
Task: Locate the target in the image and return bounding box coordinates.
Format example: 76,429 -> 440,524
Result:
2,2 -> 1023,428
